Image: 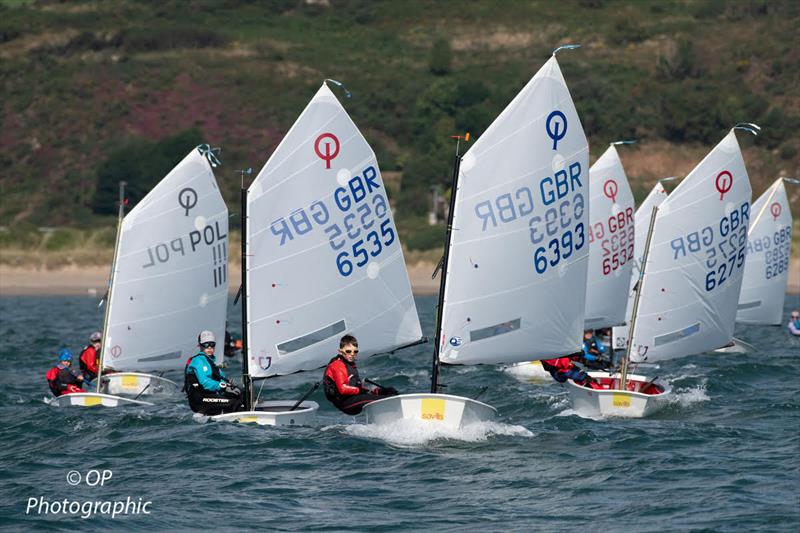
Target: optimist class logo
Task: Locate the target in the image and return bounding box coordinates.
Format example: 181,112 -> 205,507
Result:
770,202 -> 781,220
314,133 -> 340,169
715,171 -> 732,200
603,179 -> 618,204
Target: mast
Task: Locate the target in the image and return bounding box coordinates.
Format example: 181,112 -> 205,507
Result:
97,181 -> 126,393
241,183 -> 253,410
430,133 -> 469,393
619,205 -> 658,390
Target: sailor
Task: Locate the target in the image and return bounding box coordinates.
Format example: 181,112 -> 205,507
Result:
789,310 -> 800,336
224,328 -> 242,358
541,353 -> 601,389
580,329 -> 611,370
79,331 -> 114,382
323,334 -> 398,415
46,349 -> 86,396
183,330 -> 242,415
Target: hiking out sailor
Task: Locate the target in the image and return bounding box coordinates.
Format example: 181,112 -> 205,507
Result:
79,330 -> 115,382
580,329 -> 611,370
184,331 -> 243,415
323,334 -> 398,415
46,349 -> 87,397
541,353 -> 601,389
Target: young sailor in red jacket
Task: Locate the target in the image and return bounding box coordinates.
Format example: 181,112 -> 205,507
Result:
541,352 -> 603,389
323,334 -> 398,415
46,349 -> 87,396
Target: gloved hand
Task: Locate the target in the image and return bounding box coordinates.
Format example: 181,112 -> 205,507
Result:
380,386 -> 399,396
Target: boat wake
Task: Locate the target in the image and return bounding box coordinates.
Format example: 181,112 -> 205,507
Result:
503,361 -> 551,382
337,418 -> 533,447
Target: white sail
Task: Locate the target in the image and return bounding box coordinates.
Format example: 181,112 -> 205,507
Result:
631,130 -> 752,362
584,145 -> 635,329
439,55 -> 589,366
612,182 -> 669,349
246,83 -> 421,378
736,178 -> 792,325
104,148 -> 229,372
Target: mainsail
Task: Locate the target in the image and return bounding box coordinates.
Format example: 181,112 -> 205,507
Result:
104,148 -> 229,372
612,181 -> 669,349
439,55 -> 589,365
631,130 -> 752,362
246,83 -> 421,377
736,178 -> 793,325
584,144 -> 635,329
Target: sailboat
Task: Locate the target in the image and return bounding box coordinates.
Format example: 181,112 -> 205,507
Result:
566,204 -> 669,418
211,80 -> 423,426
584,142 -> 636,330
736,177 -> 794,325
611,180 -> 670,351
626,125 -> 755,364
54,146 -> 229,407
365,47 -> 590,429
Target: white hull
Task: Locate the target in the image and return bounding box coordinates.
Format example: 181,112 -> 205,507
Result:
51,392 -> 153,408
711,338 -> 753,354
566,371 -> 668,419
103,372 -> 179,396
363,393 -> 497,430
211,401 -> 319,426
505,360 -> 551,382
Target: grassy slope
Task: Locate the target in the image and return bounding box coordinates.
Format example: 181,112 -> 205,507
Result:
0,0 -> 798,263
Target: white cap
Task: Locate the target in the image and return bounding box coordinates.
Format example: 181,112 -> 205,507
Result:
90,331 -> 102,342
198,330 -> 216,344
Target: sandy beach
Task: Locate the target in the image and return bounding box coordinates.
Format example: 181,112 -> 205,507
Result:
1,259 -> 798,297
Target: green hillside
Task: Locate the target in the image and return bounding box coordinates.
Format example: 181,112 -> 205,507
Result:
1,0 -> 798,253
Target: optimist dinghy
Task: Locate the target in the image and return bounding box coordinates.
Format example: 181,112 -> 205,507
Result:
212,80 -> 423,426
99,145 -> 228,398
366,47 -> 590,429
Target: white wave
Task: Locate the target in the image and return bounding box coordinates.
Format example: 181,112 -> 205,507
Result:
503,361 -> 551,382
192,412 -> 210,424
667,379 -> 710,407
339,418 -> 533,447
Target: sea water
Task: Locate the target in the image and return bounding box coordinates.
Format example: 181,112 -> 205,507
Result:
0,295 -> 798,531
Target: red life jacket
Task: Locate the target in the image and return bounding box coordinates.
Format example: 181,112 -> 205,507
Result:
46,367 -> 61,396
323,355 -> 363,403
79,345 -> 99,379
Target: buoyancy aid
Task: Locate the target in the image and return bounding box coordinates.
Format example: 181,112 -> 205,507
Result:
323,355 -> 364,404
183,353 -> 223,393
79,345 -> 99,379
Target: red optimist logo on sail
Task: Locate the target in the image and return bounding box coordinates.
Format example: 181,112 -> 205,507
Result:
314,133 -> 340,169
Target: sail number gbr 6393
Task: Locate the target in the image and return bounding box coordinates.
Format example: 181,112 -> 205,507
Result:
473,161 -> 586,274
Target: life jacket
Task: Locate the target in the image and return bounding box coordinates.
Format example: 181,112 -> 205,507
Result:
46,367 -> 61,396
323,355 -> 363,404
79,345 -> 98,379
183,353 -> 223,394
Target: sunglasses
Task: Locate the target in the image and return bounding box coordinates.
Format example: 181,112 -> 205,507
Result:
343,349 -> 359,354
201,342 -> 216,349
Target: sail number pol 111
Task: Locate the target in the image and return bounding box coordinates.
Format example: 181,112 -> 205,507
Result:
269,166 -> 396,277
668,202 -> 750,292
473,161 -> 586,275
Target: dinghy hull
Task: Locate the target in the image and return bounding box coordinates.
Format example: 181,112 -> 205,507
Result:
711,338 -> 753,354
51,392 -> 153,408
566,372 -> 668,418
104,372 -> 179,396
363,393 -> 496,430
211,401 -> 319,426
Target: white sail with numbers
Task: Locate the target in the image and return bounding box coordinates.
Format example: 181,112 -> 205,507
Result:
584,145 -> 635,329
630,130 -> 752,363
438,55 -> 590,366
246,83 -> 421,378
736,178 -> 793,325
104,148 -> 228,372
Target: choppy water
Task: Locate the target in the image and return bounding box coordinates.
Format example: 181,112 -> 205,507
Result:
1,294 -> 799,531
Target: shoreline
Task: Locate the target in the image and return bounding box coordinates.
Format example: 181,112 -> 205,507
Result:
1,259 -> 798,296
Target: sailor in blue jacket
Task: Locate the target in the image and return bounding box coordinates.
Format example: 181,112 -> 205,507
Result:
581,329 -> 611,370
183,331 -> 242,415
